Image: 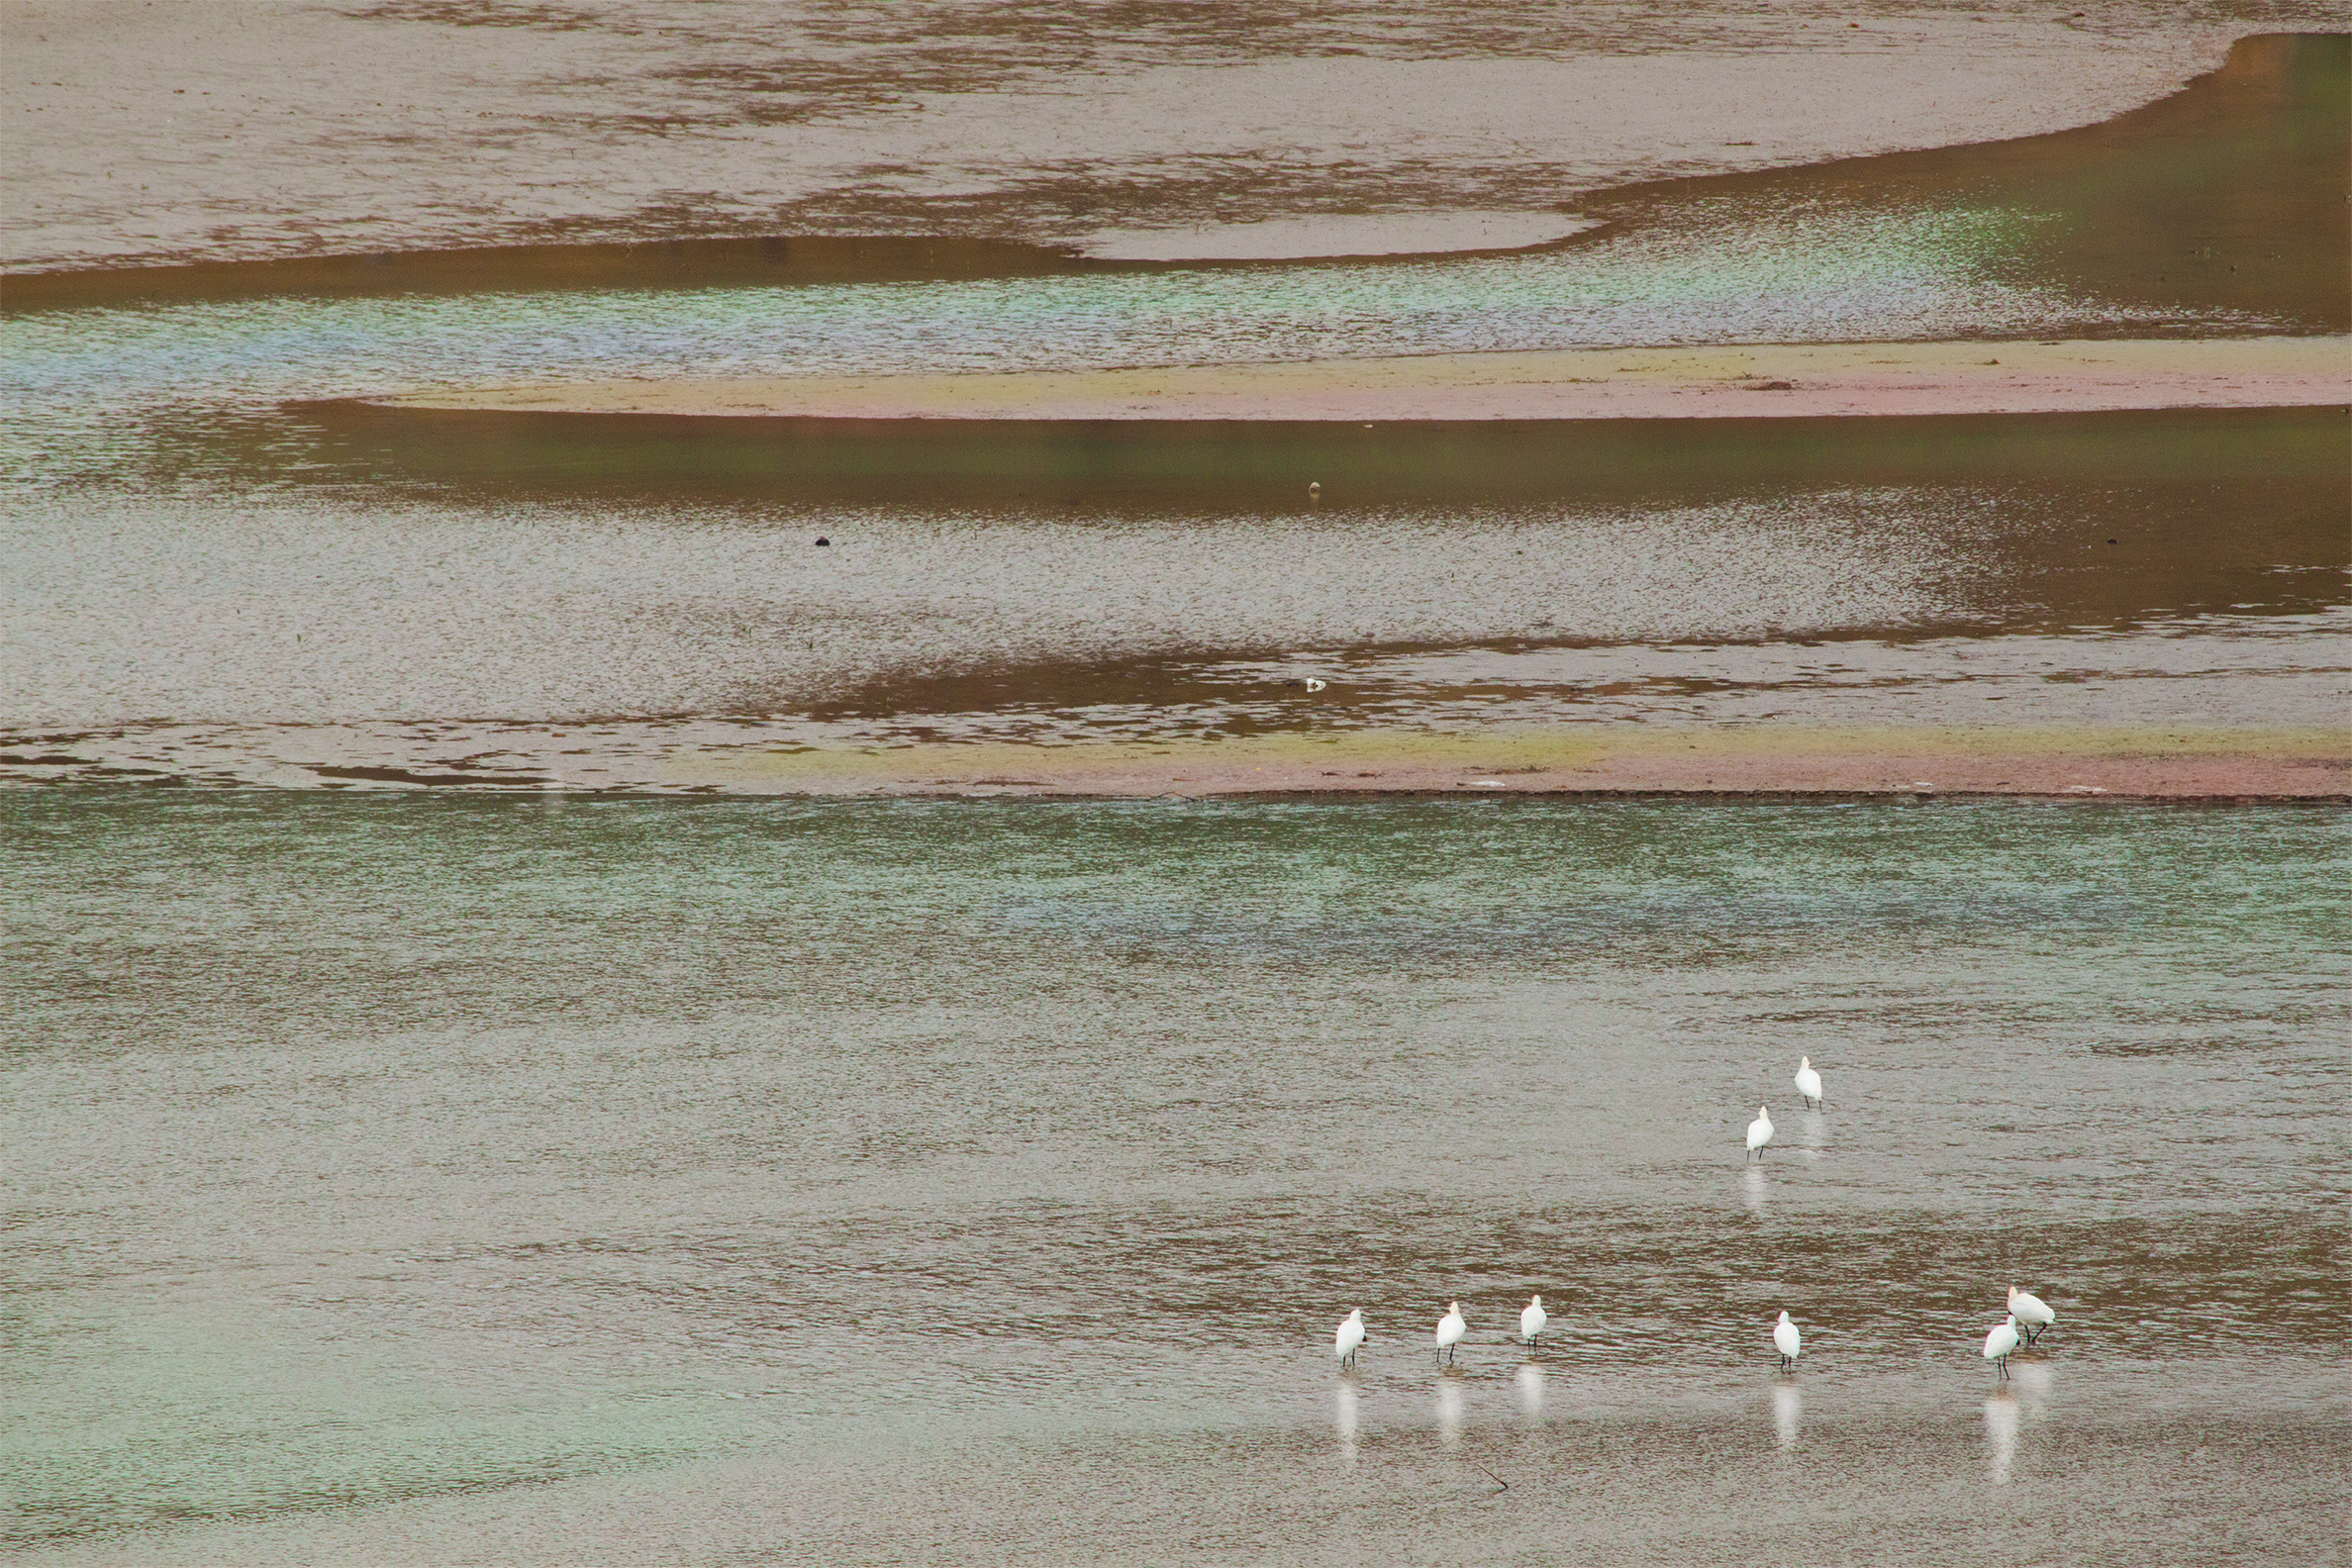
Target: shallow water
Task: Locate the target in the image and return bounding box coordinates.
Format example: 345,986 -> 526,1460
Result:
4,793 -> 2346,1561
5,465 -> 2343,788
3,8 -> 2347,1562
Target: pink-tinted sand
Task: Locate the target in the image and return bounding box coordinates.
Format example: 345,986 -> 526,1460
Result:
382,337 -> 2351,423
679,727 -> 2351,800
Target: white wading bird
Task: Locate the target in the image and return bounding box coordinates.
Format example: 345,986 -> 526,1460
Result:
1773,1311 -> 1803,1370
1746,1105 -> 1775,1159
1795,1056 -> 1824,1110
1982,1314 -> 2021,1379
1520,1294 -> 1548,1350
1435,1301 -> 1467,1366
1336,1309 -> 1365,1369
2008,1285 -> 2056,1344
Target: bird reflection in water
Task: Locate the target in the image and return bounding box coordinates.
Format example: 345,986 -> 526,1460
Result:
1333,1377 -> 1360,1461
1516,1361 -> 1545,1420
1435,1376 -> 1465,1446
1799,1108 -> 1827,1162
1772,1381 -> 1803,1451
1741,1163 -> 1768,1216
1984,1389 -> 2020,1485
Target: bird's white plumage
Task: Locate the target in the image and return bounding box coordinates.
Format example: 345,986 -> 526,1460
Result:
1435,1302 -> 1466,1359
1335,1309 -> 1365,1364
1746,1106 -> 1775,1154
1983,1315 -> 2021,1364
2008,1286 -> 2055,1332
1520,1294 -> 1548,1343
1773,1311 -> 1802,1363
1795,1057 -> 1823,1107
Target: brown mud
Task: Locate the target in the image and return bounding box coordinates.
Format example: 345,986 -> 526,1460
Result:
1570,31 -> 2349,333
0,235 -> 1105,318
294,403 -> 2348,510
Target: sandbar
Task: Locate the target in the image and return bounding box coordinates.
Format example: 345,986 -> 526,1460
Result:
672,725 -> 2350,800
378,337 -> 2350,424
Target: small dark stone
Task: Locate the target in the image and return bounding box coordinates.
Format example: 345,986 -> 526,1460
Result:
2107,538 -> 2118,544
815,537 -> 831,546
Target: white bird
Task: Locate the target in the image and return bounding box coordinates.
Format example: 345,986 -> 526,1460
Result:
1746,1105 -> 1775,1159
1335,1309 -> 1365,1368
1519,1294 -> 1548,1350
1983,1314 -> 2021,1378
1773,1310 -> 1803,1370
1435,1301 -> 1467,1365
1795,1056 -> 1823,1110
2008,1286 -> 2056,1344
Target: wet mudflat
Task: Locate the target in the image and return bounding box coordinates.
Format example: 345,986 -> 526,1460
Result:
4,793 -> 2347,1563
3,40 -> 2341,794
6,6 -> 2335,284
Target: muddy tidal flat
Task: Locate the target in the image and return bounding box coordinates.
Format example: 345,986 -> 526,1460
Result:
2,7 -> 2347,1565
